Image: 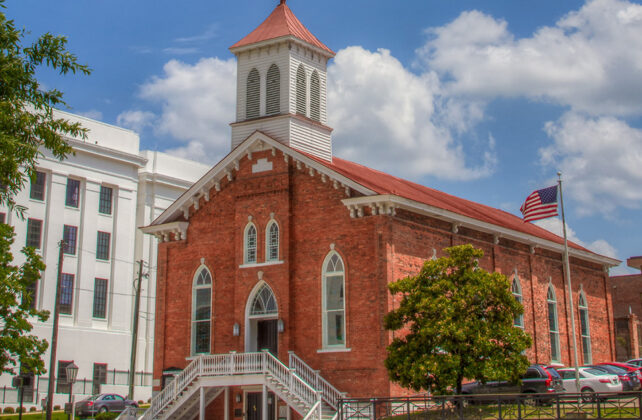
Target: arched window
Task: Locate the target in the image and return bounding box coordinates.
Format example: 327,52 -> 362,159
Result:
310,71 -> 320,121
512,273 -> 523,328
250,283 -> 278,317
579,291 -> 592,364
266,220 -> 279,262
246,68 -> 260,119
547,284 -> 560,362
266,64 -> 280,116
296,64 -> 307,115
322,252 -> 346,348
192,267 -> 212,355
244,223 -> 257,264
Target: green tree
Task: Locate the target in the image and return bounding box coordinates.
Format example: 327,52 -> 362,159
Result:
384,244 -> 532,395
0,0 -> 90,375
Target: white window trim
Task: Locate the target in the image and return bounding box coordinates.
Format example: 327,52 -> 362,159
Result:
547,283 -> 561,363
322,251 -> 347,349
244,222 -> 258,264
265,220 -> 279,262
512,270 -> 524,329
578,290 -> 592,364
191,266 -> 212,356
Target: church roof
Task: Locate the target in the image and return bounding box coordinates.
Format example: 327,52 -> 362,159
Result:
230,1 -> 334,55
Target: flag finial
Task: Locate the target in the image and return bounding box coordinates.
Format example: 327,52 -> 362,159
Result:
280,0 -> 286,4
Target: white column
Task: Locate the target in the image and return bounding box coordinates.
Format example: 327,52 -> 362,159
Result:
200,386 -> 205,420
224,387 -> 230,420
262,384 -> 268,420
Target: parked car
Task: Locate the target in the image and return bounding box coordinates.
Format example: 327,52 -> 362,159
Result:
557,367 -> 622,400
590,364 -> 641,391
461,364 -> 563,401
65,393 -> 138,417
598,363 -> 642,388
626,359 -> 642,368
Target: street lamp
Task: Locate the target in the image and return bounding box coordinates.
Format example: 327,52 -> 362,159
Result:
65,362 -> 79,420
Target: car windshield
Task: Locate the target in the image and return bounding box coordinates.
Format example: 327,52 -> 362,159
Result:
602,365 -> 627,374
585,368 -> 609,376
545,368 -> 561,378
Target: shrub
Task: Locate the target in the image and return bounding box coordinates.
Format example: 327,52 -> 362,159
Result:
138,400 -> 144,404
54,404 -> 61,410
3,406 -> 15,414
96,412 -> 119,420
30,406 -> 37,412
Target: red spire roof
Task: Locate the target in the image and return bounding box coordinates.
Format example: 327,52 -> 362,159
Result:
230,2 -> 334,55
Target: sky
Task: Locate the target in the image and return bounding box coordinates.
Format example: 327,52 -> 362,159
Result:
7,0 -> 642,275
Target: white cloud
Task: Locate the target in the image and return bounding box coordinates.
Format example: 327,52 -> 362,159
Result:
328,46 -> 495,180
534,218 -> 618,258
116,110 -> 156,133
420,0 -> 642,116
540,112 -> 642,214
136,57 -> 237,164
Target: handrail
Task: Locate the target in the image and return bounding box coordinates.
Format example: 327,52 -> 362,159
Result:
141,351 -> 324,419
302,400 -> 322,420
289,351 -> 345,409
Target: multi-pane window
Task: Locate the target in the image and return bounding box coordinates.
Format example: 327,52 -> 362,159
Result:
323,252 -> 346,347
192,268 -> 212,355
310,71 -> 321,122
296,64 -> 307,115
266,64 -> 280,115
93,278 -> 108,319
65,178 -> 80,207
22,272 -> 39,310
244,223 -> 257,264
579,292 -> 592,364
96,231 -> 110,260
63,225 -> 78,255
246,68 -> 260,119
60,273 -> 74,315
56,360 -> 73,393
250,283 -> 278,316
512,274 -> 524,328
26,218 -> 43,249
29,171 -> 46,201
99,186 -> 113,215
547,284 -> 560,362
92,363 -> 107,395
266,221 -> 279,262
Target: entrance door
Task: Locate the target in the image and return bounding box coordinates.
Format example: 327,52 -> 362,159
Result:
247,392 -> 275,420
257,319 -> 278,355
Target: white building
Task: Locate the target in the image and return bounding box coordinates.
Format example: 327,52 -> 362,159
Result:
0,110 -> 209,409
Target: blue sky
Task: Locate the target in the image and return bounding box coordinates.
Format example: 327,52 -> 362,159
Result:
7,0 -> 642,274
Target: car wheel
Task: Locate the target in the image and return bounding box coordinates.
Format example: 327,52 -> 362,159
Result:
523,393 -> 538,406
581,387 -> 596,403
99,406 -> 108,413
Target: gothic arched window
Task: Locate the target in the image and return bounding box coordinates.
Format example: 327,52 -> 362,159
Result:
250,283 -> 278,317
296,64 -> 307,116
266,64 -> 281,116
266,220 -> 279,262
246,68 -> 260,119
310,71 -> 320,121
547,284 -> 560,362
192,267 -> 212,355
579,291 -> 592,364
322,251 -> 346,348
244,223 -> 257,264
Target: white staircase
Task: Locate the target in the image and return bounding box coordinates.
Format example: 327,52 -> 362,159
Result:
140,351 -> 344,420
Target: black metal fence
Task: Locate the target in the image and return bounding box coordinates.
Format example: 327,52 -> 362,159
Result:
338,392 -> 642,419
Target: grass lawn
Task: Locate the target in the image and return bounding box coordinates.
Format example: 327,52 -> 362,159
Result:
0,412 -> 68,420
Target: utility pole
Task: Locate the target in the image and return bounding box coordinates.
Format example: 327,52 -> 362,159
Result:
46,240 -> 65,420
128,260 -> 144,400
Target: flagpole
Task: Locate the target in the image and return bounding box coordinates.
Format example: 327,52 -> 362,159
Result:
558,171 -> 581,393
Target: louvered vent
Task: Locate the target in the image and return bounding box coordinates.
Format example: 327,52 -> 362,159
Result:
266,64 -> 281,116
310,71 -> 321,122
246,68 -> 260,119
296,64 -> 307,115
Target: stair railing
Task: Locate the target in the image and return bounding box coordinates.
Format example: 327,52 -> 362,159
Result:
264,350 -> 318,408
289,351 -> 345,409
302,400 -> 322,420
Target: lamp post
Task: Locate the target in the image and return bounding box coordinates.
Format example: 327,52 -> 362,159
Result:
66,363 -> 79,420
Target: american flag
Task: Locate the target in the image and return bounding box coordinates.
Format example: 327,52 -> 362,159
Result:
520,185 -> 559,222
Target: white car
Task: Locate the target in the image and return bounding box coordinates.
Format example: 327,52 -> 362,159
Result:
557,367 -> 622,400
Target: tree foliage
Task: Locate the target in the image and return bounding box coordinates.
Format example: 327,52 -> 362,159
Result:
0,0 -> 90,374
384,244 -> 532,395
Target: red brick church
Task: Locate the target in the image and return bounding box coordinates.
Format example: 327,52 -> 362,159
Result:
141,2 -> 619,419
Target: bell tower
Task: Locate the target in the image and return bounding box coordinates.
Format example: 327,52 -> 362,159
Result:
229,1 -> 335,161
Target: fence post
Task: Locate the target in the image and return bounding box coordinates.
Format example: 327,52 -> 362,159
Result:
406,397 -> 411,419
2,385 -> 5,404
556,393 -> 561,419
498,397 -> 502,420
596,394 -> 601,419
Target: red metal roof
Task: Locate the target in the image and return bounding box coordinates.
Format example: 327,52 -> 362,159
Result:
304,153 -> 592,254
230,2 -> 334,55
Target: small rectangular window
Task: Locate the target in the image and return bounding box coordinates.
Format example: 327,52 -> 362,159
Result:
92,363 -> 107,395
60,273 -> 74,315
63,225 -> 78,255
29,171 -> 46,201
22,272 -> 39,310
65,178 -> 80,207
93,278 -> 108,319
96,231 -> 110,260
99,186 -> 113,215
26,219 -> 43,249
56,360 -> 73,394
